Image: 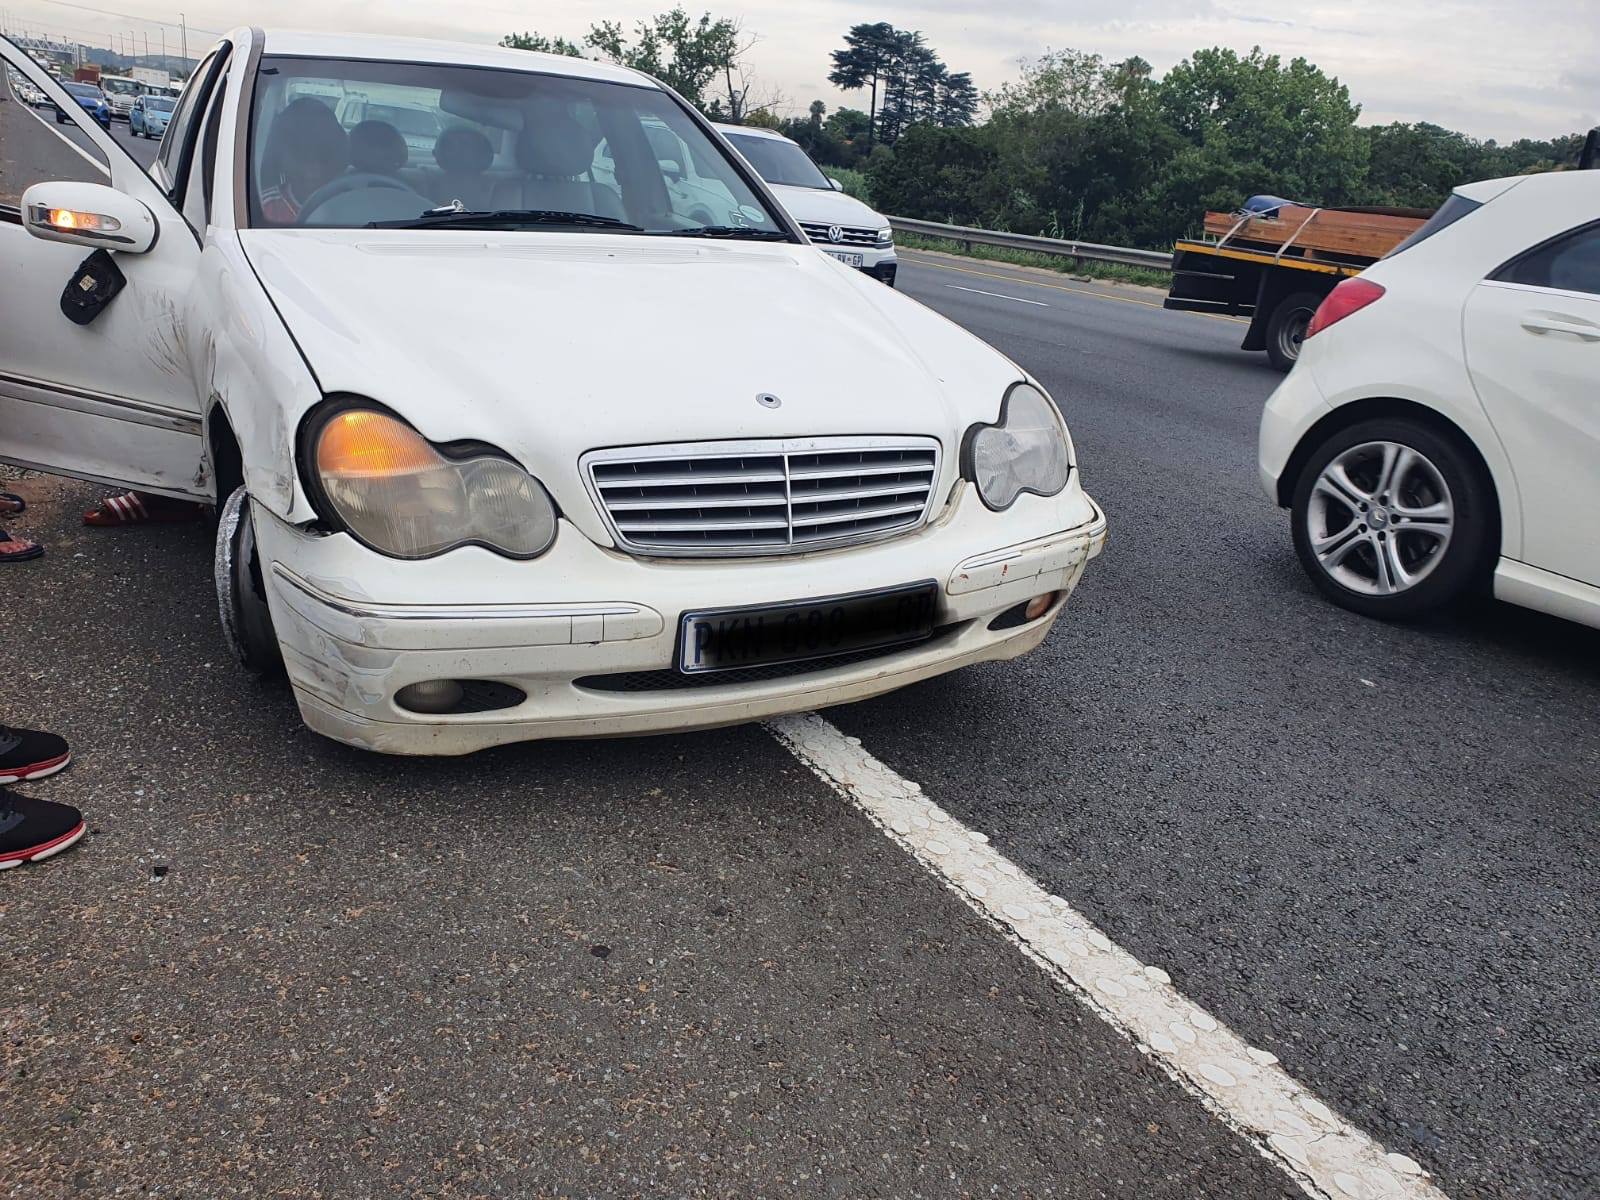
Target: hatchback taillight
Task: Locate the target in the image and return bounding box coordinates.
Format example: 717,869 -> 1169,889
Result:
1306,278 -> 1386,339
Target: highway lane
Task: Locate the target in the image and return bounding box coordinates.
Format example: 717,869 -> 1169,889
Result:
0,98 -> 1595,1195
829,248 -> 1600,1200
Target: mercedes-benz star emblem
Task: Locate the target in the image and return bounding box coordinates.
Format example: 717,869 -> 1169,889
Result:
756,393 -> 782,410
827,225 -> 844,243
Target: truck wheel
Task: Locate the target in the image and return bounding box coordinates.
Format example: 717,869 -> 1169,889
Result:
1290,417 -> 1492,620
1266,290 -> 1323,372
215,486 -> 284,675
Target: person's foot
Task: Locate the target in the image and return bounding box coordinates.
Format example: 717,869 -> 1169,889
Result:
0,527 -> 42,563
0,786 -> 85,870
0,725 -> 71,784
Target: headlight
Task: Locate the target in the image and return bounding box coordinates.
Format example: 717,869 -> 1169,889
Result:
875,227 -> 893,245
962,382 -> 1072,511
304,403 -> 557,559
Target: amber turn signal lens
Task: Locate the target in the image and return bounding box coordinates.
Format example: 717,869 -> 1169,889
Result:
1024,592 -> 1057,621
47,208 -> 119,233
316,409 -> 440,478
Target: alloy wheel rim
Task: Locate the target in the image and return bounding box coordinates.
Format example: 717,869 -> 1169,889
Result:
1306,440 -> 1454,596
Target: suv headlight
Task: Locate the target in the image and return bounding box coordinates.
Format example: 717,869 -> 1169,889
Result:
875,226 -> 893,245
962,382 -> 1072,511
302,402 -> 557,559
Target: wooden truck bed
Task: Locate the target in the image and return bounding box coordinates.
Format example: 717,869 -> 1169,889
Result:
1200,205 -> 1425,266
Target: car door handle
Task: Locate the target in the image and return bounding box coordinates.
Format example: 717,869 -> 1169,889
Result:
1521,314 -> 1600,341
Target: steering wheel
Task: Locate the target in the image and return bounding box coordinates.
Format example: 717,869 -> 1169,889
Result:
296,173 -> 414,225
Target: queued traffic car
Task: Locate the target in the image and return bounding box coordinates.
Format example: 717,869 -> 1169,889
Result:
0,31 -> 1106,756
1260,168 -> 1600,629
56,80 -> 110,129
129,93 -> 174,139
715,123 -> 898,286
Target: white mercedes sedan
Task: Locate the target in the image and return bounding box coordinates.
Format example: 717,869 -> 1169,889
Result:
0,30 -> 1105,755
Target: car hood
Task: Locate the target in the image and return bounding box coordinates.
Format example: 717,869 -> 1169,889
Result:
238,229 -> 1018,541
768,183 -> 887,230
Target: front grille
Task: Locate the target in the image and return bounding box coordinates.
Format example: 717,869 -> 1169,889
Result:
800,221 -> 880,247
584,437 -> 941,557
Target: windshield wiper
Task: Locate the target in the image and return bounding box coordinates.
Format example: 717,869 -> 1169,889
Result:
367,209 -> 643,231
658,225 -> 792,240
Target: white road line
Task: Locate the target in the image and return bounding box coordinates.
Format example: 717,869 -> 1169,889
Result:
768,711 -> 1448,1200
945,283 -> 1048,306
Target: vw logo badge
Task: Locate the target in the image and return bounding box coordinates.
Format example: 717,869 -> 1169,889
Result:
827,225 -> 844,243
756,393 -> 782,410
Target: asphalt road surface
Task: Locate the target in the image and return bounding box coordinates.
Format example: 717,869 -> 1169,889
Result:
1,105 -> 1595,1199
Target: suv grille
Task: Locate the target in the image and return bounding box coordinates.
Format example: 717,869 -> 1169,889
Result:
583,437 -> 941,557
800,221 -> 879,247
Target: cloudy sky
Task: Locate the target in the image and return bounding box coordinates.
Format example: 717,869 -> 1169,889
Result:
4,0 -> 1594,141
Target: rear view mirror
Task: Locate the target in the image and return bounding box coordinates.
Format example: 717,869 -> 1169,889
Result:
20,181 -> 157,254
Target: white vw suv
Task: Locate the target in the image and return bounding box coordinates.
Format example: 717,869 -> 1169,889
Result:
0,31 -> 1105,755
715,123 -> 898,286
1260,168 -> 1600,628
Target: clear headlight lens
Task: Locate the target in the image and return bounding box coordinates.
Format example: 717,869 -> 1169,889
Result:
965,383 -> 1072,510
875,226 -> 893,245
311,407 -> 556,559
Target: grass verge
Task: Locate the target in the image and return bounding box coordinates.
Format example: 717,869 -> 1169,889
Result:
895,231 -> 1171,289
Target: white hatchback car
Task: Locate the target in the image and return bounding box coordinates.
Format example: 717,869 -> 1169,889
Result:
714,123 -> 898,286
0,31 -> 1105,755
1260,168 -> 1600,629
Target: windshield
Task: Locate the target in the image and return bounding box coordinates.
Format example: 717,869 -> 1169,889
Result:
101,77 -> 139,95
145,96 -> 175,112
247,55 -> 789,237
723,132 -> 830,190
64,82 -> 100,99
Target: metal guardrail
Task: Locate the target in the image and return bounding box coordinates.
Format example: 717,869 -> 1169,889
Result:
888,216 -> 1174,271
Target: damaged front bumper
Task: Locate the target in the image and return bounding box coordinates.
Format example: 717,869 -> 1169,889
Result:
252,483 -> 1107,755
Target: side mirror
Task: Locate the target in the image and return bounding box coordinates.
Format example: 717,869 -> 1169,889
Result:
828,177 -> 844,191
659,158 -> 684,180
20,181 -> 157,254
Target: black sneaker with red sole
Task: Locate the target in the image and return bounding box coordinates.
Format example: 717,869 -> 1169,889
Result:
0,725 -> 71,785
0,786 -> 85,870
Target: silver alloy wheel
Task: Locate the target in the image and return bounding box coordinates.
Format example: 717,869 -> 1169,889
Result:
1305,440 -> 1454,596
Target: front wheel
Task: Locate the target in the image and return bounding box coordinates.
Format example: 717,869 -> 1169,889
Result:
1290,418 -> 1493,620
215,487 -> 284,675
1266,290 -> 1324,372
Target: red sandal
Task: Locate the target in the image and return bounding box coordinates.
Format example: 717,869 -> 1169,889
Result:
83,491 -> 205,527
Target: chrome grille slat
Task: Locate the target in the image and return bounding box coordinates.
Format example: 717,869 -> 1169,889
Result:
800,221 -> 879,246
584,437 -> 941,558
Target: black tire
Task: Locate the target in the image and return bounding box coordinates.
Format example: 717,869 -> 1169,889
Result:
215,487 -> 284,676
1290,416 -> 1494,620
1265,290 -> 1324,372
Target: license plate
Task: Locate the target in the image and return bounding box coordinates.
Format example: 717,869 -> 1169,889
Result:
678,582 -> 938,674
824,250 -> 865,268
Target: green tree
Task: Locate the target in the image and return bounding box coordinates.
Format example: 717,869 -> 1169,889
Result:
502,7 -> 760,116
1155,46 -> 1367,206
499,32 -> 584,57
827,22 -> 899,143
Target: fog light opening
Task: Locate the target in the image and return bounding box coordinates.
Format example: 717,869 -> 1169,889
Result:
987,591 -> 1061,632
396,679 -> 465,714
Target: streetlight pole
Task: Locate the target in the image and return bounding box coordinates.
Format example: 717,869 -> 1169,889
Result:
179,12 -> 186,66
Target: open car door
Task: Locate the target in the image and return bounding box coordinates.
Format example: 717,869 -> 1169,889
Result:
0,37 -> 218,500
